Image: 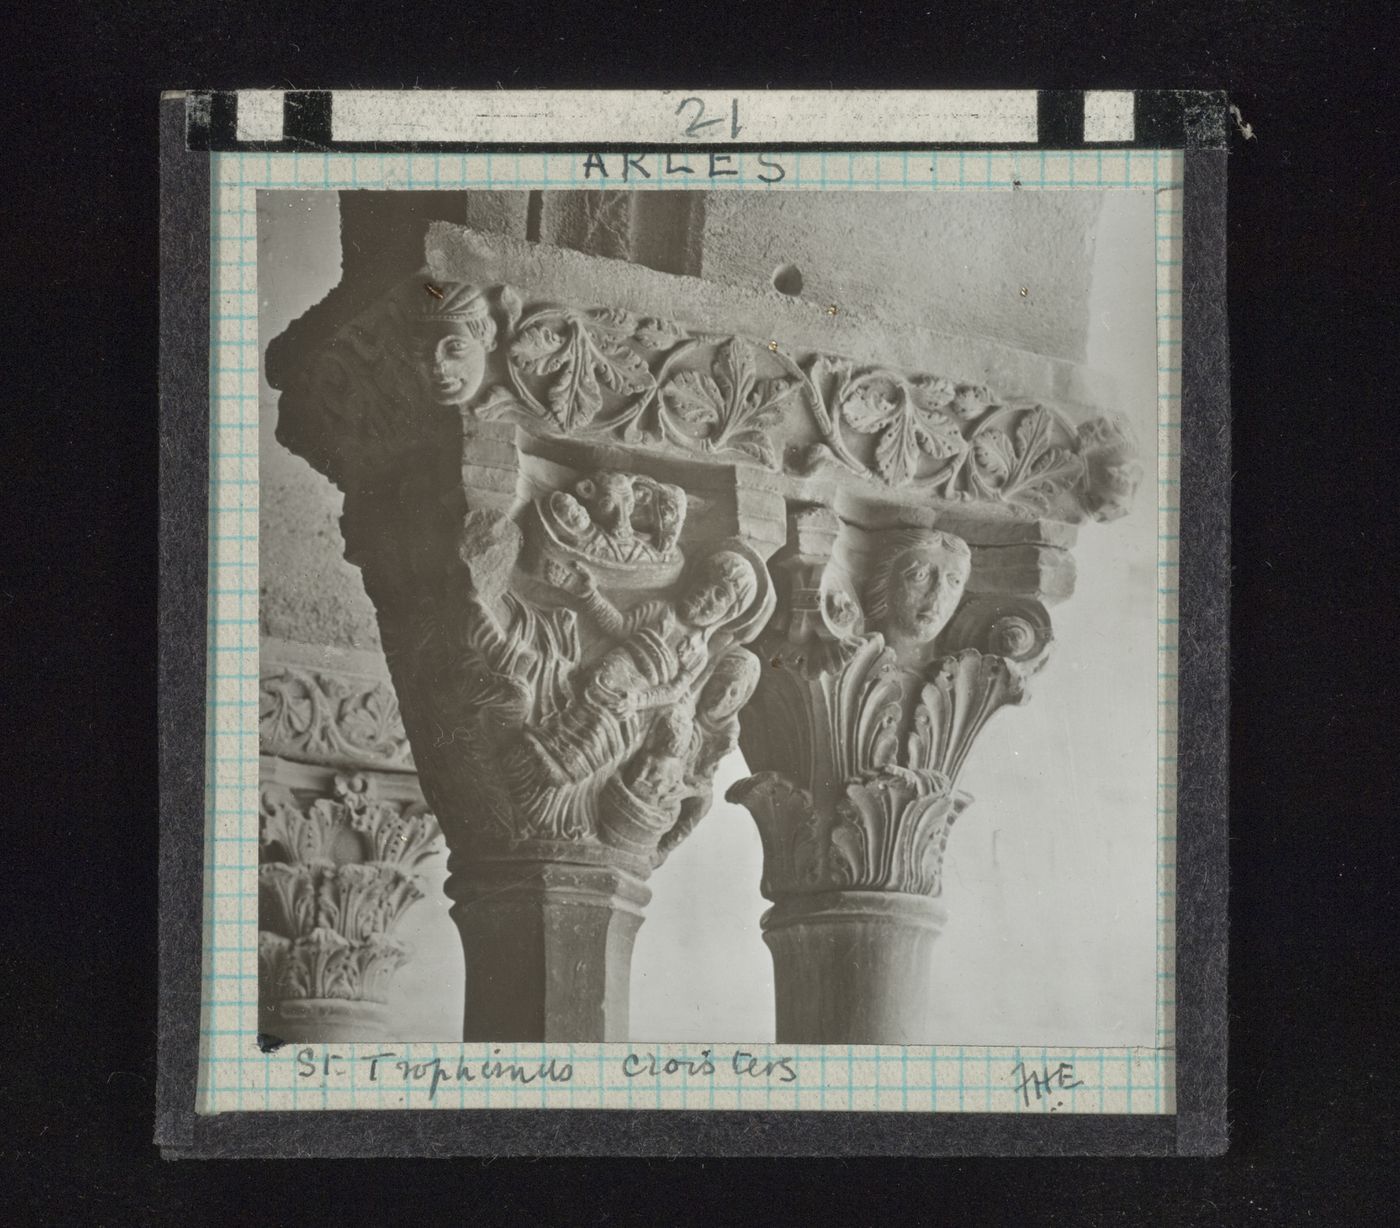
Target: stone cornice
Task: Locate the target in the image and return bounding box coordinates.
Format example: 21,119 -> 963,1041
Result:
273,226 -> 1142,530
266,225 -> 1145,1043
423,224 -> 1119,411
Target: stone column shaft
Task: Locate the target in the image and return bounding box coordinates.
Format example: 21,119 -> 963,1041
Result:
450,860 -> 648,1041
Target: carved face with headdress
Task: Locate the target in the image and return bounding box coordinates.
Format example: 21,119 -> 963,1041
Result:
679,551 -> 760,630
865,529 -> 971,644
413,283 -> 497,405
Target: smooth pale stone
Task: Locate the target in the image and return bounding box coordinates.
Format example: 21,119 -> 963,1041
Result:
763,893 -> 948,1045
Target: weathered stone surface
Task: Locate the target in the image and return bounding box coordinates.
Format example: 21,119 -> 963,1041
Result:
539,190 -> 704,275
729,503 -> 1056,1042
449,859 -> 649,1041
762,892 -> 947,1044
698,191 -> 1105,363
260,637 -> 414,771
268,224 -> 1142,1044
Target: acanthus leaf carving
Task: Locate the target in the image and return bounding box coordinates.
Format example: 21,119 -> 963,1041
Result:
838,369 -> 968,487
726,772 -> 835,900
907,649 -> 1028,783
265,241 -> 1147,1042
732,520 -> 1048,904
259,929 -> 412,1004
508,306 -> 656,434
965,405 -> 1084,513
831,769 -> 970,897
258,776 -> 442,1007
657,337 -> 799,469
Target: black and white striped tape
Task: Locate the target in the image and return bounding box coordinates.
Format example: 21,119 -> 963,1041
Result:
183,89 -> 1226,152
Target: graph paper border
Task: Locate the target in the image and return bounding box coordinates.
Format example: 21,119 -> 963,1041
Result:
157,96 -> 1227,1157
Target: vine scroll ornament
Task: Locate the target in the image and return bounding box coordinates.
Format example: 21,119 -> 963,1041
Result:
279,276 -> 1141,525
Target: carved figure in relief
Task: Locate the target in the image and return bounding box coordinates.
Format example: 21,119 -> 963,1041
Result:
411,283 -> 497,406
524,549 -> 761,786
657,647 -> 762,856
450,511 -> 582,728
599,646 -> 762,859
863,528 -> 971,665
624,707 -> 696,806
538,471 -> 686,566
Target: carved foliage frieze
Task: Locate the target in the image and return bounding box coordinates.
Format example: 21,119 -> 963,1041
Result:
258,775 -> 442,1005
276,278 -> 1141,524
260,664 -> 414,770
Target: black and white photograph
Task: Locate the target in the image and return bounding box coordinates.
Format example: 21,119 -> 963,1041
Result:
253,182 -> 1164,1053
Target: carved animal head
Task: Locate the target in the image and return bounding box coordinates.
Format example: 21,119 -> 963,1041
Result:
633,477 -> 687,554
574,472 -> 637,539
865,529 -> 971,643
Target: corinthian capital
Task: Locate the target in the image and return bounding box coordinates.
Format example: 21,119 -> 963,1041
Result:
257,774 -> 442,1040
725,500 -> 1068,1039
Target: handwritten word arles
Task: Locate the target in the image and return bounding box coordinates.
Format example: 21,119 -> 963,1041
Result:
581,152 -> 787,183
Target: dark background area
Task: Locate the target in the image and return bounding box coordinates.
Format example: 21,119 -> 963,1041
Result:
5,1 -> 1396,1222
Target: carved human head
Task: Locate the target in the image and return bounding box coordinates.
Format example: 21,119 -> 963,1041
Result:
865,529 -> 971,643
1077,416 -> 1144,522
629,709 -> 694,801
698,649 -> 762,723
680,550 -> 760,629
549,490 -> 593,535
414,284 -> 496,406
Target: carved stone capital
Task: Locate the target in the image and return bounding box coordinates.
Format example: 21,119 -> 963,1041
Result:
268,224 -> 1140,1043
725,503 -> 1061,1042
731,504 -> 1052,893
257,773 -> 442,1041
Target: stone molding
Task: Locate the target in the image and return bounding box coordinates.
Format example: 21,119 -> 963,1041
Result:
275,226 -> 1142,529
260,640 -> 414,771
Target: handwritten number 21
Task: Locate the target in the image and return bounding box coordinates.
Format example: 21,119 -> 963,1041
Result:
676,97 -> 743,139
